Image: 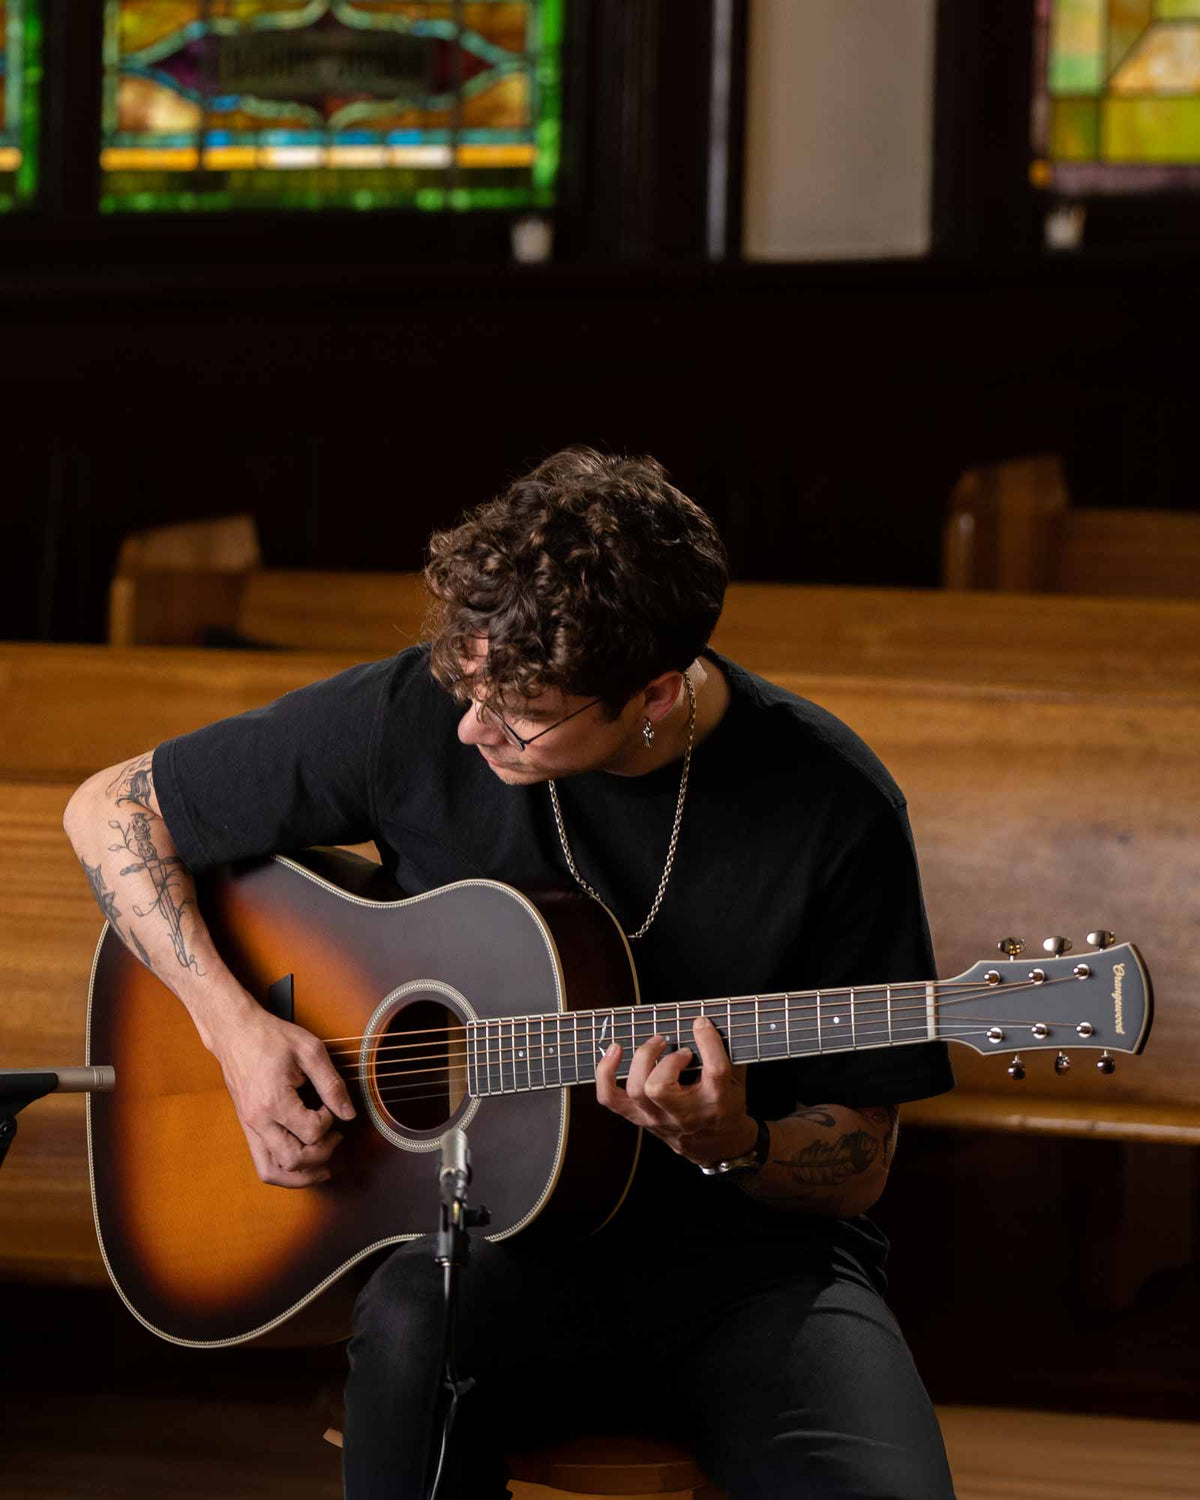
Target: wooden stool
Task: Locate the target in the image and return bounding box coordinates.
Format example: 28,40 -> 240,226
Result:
323,1423 -> 728,1498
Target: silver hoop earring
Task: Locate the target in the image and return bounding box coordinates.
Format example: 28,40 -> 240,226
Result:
642,718 -> 655,748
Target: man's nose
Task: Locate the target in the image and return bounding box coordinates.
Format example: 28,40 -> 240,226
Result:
457,703 -> 504,747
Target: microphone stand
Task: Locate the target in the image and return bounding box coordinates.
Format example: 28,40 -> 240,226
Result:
425,1128 -> 489,1500
0,1068 -> 116,1172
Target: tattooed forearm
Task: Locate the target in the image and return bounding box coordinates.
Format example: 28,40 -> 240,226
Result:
775,1128 -> 880,1187
793,1106 -> 838,1127
107,813 -> 203,976
81,859 -> 121,926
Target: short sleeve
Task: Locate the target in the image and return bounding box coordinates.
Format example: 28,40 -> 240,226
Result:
152,656 -> 400,873
759,798 -> 954,1113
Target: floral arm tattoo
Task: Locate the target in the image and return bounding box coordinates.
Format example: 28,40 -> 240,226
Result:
92,755 -> 204,976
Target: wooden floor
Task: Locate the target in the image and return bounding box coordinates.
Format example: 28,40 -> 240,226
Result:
1,1388 -> 1197,1499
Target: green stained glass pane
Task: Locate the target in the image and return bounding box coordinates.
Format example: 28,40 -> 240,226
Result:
1154,0 -> 1200,19
1052,97 -> 1102,156
1104,95 -> 1200,157
1049,0 -> 1107,93
100,0 -> 563,214
0,0 -> 40,210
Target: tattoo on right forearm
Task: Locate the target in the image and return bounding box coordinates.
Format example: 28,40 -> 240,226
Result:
107,812 -> 202,976
88,755 -> 203,976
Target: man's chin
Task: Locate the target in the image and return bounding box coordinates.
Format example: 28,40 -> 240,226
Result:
481,751 -> 540,784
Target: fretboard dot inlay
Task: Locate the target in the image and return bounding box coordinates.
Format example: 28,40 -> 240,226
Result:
833,1016 -> 841,1025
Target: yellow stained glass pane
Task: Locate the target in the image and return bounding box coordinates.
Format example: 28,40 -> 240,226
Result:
1050,0 -> 1106,93
1111,20 -> 1200,89
1104,95 -> 1200,157
1154,0 -> 1200,18
1109,0 -> 1155,75
1051,98 -> 1102,157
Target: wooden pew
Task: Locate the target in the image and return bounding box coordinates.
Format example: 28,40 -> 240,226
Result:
4,596 -> 1199,1287
109,567 -> 1200,701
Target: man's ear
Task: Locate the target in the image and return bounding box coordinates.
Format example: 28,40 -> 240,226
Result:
640,670 -> 686,726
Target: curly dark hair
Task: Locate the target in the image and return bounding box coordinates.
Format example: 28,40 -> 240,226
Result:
424,447 -> 727,714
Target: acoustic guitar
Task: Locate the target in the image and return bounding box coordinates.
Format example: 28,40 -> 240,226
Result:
85,851 -> 1152,1347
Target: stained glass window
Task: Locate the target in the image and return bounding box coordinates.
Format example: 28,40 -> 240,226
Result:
0,0 -> 39,210
100,1 -> 563,213
1033,0 -> 1200,192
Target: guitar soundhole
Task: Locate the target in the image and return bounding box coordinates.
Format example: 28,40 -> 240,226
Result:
372,997 -> 469,1134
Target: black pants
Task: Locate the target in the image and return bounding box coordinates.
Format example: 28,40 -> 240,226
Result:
342,1229 -> 955,1500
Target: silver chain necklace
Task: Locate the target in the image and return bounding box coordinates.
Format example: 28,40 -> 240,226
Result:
547,670 -> 696,940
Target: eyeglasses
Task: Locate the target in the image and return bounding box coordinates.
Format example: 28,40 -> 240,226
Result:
454,682 -> 604,752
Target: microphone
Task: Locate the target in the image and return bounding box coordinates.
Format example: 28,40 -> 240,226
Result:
438,1127 -> 470,1204
0,1067 -> 116,1173
1,1066 -> 115,1095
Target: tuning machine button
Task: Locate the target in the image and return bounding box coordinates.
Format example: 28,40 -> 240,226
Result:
998,937 -> 1026,958
1087,930 -> 1116,950
1096,1052 -> 1116,1075
1043,936 -> 1072,955
1055,1052 -> 1071,1075
1007,1055 -> 1026,1081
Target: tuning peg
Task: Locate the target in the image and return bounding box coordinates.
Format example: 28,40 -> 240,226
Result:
997,937 -> 1026,958
1096,1052 -> 1115,1075
1042,936 -> 1072,956
1087,930 -> 1116,950
1055,1052 -> 1071,1075
1007,1055 -> 1025,1080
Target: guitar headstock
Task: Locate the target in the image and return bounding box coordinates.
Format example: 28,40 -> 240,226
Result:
943,937 -> 1152,1069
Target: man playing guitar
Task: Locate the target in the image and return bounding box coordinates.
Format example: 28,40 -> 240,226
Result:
66,447 -> 957,1498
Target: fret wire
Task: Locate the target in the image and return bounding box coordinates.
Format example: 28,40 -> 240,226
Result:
754,995 -> 761,1061
850,987 -> 856,1051
816,991 -> 823,1053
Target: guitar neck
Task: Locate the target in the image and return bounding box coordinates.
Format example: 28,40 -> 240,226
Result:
467,983 -> 939,1098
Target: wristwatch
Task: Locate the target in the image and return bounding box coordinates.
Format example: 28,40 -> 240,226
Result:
698,1117 -> 770,1178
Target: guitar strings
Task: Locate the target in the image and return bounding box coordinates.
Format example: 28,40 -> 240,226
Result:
325,984 -> 1089,1102
349,1017 -> 1096,1111
345,1004 -> 1089,1085
318,975 -> 1081,1058
317,981 -> 1007,1051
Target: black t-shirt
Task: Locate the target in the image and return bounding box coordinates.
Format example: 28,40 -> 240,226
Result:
154,646 -> 953,1276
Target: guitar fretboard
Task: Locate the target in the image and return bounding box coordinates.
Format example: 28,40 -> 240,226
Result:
464,986 -> 936,1097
